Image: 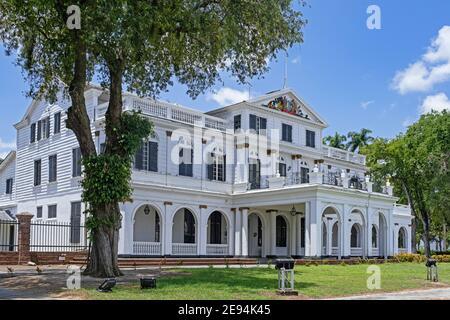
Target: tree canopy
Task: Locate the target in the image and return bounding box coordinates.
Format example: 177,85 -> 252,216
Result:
362,111 -> 450,256
0,0 -> 308,277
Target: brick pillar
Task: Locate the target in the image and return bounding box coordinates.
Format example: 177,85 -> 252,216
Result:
16,212 -> 34,264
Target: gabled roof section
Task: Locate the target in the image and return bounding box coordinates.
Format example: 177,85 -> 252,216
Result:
246,88 -> 328,127
0,151 -> 16,172
207,88 -> 328,127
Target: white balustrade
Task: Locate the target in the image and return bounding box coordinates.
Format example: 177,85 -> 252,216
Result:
172,243 -> 197,255
206,244 -> 229,255
322,146 -> 366,165
350,247 -> 363,256
133,241 -> 162,255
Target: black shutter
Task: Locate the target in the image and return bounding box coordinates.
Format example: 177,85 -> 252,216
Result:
188,148 -> 193,177
148,141 -> 158,172
30,123 -> 36,143
223,155 -> 226,182
260,117 -> 267,133
46,117 -> 51,138
311,131 -> 315,148
288,125 -> 292,142
249,114 -> 256,131
134,143 -> 144,170
207,163 -> 213,180
70,202 -> 81,244
37,121 -> 42,141
54,113 -> 61,134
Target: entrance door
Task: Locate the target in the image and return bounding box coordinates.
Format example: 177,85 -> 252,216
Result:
248,214 -> 262,257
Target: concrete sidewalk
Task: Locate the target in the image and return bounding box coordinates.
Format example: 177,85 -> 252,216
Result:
329,287 -> 450,300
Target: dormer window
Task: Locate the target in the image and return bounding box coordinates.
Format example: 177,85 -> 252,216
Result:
37,117 -> 50,141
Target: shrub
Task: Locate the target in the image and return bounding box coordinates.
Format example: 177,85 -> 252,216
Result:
432,255 -> 450,263
395,253 -> 426,263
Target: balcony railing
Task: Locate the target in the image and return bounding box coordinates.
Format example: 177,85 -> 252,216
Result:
95,96 -> 227,132
322,146 -> 366,165
133,241 -> 162,255
172,243 -> 197,255
206,244 -> 229,255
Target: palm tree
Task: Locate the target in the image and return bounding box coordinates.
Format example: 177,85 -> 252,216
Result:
346,128 -> 374,153
323,132 -> 347,149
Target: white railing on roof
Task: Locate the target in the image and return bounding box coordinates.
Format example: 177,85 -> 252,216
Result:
322,145 -> 366,166
95,96 -> 227,132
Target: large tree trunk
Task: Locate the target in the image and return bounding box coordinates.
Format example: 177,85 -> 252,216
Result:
84,58 -> 125,277
84,203 -> 122,277
411,217 -> 417,253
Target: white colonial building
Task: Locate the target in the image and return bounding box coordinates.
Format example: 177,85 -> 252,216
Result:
0,85 -> 413,258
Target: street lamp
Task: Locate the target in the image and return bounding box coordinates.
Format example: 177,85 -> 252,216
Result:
290,205 -> 302,217
144,205 -> 151,215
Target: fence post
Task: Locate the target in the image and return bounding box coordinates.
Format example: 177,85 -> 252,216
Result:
16,212 -> 34,264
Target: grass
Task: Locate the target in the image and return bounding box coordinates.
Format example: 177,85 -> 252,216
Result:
78,263 -> 450,300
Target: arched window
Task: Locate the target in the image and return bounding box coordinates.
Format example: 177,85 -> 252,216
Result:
351,224 -> 361,248
372,225 -> 378,248
184,209 -> 196,243
209,211 -> 223,244
276,216 -> 287,247
398,227 -> 407,249
332,222 -> 339,247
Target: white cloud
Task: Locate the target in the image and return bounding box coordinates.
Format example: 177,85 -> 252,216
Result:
291,56 -> 301,64
360,100 -> 374,109
207,87 -> 250,106
420,92 -> 450,114
0,138 -> 15,160
392,26 -> 450,94
0,138 -> 15,150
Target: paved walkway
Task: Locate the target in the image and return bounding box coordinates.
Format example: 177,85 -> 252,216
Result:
331,287 -> 450,300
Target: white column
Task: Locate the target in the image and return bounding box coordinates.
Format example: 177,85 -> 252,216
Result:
309,200 -> 321,257
341,204 -> 350,257
270,211 -> 277,256
393,225 -> 399,255
304,202 -> 311,256
241,208 -> 249,257
366,208 -> 372,257
296,214 -> 302,256
326,217 -> 333,256
199,207 -> 208,256
230,210 -> 235,256
118,210 -> 127,255
386,210 -> 393,257
290,215 -> 297,256
234,209 -> 241,256
164,204 -> 173,255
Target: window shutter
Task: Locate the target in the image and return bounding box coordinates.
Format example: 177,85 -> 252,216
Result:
46,117 -> 51,138
30,123 -> 36,143
148,141 -> 158,172
260,118 -> 267,131
207,163 -> 213,180
134,143 -> 144,170
223,156 -> 226,182
37,121 -> 42,141
249,114 -> 256,131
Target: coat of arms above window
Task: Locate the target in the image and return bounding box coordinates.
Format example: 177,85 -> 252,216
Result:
263,96 -> 310,119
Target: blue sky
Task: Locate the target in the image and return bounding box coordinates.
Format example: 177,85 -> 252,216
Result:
1,0 -> 450,158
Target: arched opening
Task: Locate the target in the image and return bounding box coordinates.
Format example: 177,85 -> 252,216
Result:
206,211 -> 229,255
378,212 -> 388,258
372,225 -> 378,251
172,208 -> 197,255
350,223 -> 363,256
276,215 -> 289,256
349,209 -> 365,257
321,206 -> 341,257
133,204 -> 162,255
398,227 -> 407,252
248,213 -> 263,257
322,222 -> 327,256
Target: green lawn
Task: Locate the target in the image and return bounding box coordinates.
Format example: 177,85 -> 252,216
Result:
80,263 -> 450,300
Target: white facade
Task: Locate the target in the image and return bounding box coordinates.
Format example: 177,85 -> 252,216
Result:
0,86 -> 413,258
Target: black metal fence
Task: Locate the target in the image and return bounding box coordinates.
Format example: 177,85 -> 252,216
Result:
0,219 -> 19,252
30,221 -> 88,252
